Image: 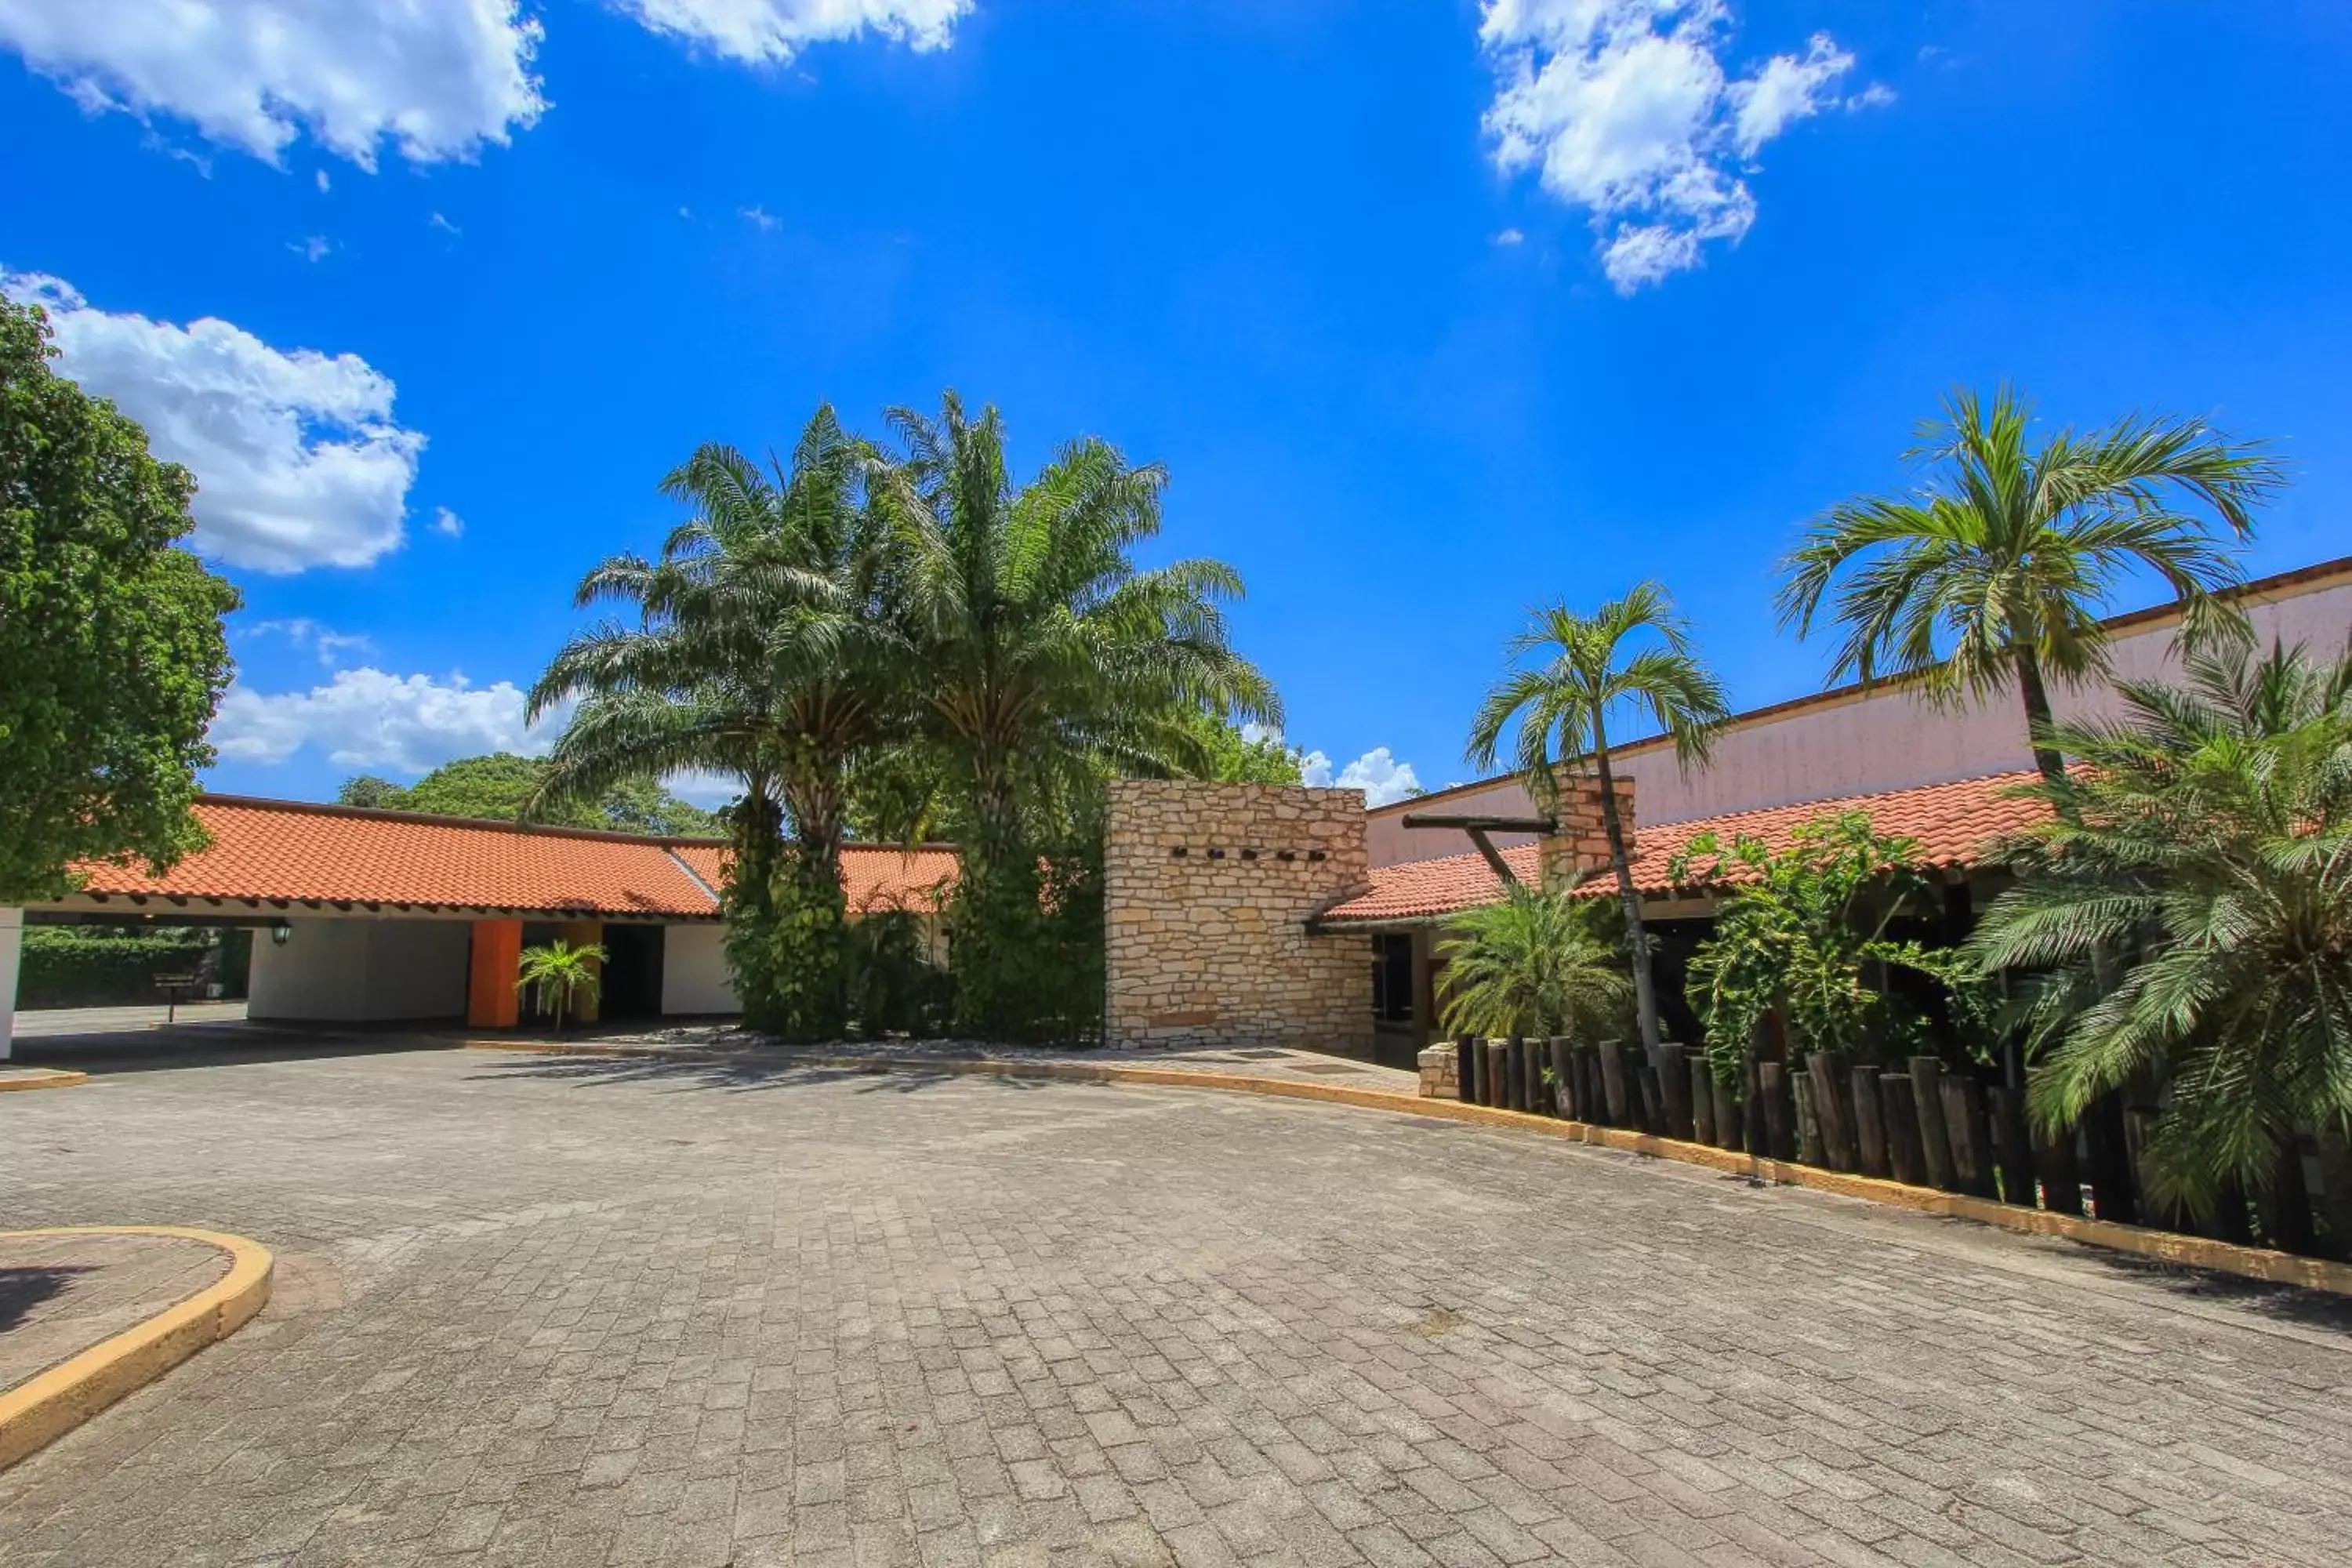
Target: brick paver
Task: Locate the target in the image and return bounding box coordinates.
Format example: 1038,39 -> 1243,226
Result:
2,1047 -> 2349,1566
0,1231 -> 230,1394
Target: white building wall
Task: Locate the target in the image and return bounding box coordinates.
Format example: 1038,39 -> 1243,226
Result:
248,918 -> 470,1022
661,924 -> 739,1014
0,908 -> 21,1060
1370,572 -> 2352,867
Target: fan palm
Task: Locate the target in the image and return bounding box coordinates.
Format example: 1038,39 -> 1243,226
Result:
528,406 -> 902,1037
874,391 -> 1278,1037
1467,583 -> 1729,1057
1438,884 -> 1632,1043
1970,639 -> 2352,1243
1778,386 -> 2283,790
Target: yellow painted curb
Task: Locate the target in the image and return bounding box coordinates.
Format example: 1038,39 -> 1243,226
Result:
0,1226 -> 274,1471
0,1069 -> 88,1094
463,1040 -> 2352,1298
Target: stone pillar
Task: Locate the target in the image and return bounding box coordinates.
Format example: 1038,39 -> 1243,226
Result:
1104,782 -> 1374,1054
466,918 -> 523,1030
1537,776 -> 1636,889
0,907 -> 21,1062
1416,1042 -> 1459,1099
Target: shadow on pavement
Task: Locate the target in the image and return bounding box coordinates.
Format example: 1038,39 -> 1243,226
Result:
9,1026 -> 459,1076
0,1265 -> 91,1334
466,1052 -> 1062,1097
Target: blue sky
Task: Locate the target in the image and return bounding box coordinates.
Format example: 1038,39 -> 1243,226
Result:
4,1 -> 2347,809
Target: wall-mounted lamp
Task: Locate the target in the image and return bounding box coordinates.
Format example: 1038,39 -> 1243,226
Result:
270,921 -> 293,946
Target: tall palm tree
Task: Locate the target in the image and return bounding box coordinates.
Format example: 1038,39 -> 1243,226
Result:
528,407 -> 902,1037
1777,386 -> 2283,791
1468,583 -> 1729,1057
1970,640 -> 2352,1247
875,390 -> 1278,1037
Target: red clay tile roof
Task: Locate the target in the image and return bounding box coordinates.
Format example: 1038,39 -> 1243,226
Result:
1318,770 -> 2051,926
62,797 -> 958,920
672,843 -> 959,915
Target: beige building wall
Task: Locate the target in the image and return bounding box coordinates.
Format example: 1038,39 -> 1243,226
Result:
1370,566 -> 2352,867
1105,781 -> 1374,1055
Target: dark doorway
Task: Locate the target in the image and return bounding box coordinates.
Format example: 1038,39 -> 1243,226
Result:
601,924 -> 666,1019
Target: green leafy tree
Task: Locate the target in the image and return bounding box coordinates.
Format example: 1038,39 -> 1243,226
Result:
1436,884 -> 1632,1043
336,754 -> 720,836
530,408 -> 902,1039
1777,386 -> 2283,791
514,939 -> 606,1035
1186,711 -> 1306,786
877,391 -> 1277,1040
1970,640 -> 2352,1239
1467,582 -> 1729,1060
0,294 -> 239,901
1672,814 -> 1963,1083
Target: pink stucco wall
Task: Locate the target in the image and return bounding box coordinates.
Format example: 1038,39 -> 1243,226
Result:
1369,568 -> 2352,869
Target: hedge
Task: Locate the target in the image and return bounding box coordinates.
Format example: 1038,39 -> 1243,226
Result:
16,927 -> 219,1010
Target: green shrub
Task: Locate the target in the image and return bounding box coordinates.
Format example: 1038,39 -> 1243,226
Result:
17,927 -> 216,1009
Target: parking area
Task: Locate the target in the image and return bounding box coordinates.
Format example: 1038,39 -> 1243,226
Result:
3,1045 -> 2350,1566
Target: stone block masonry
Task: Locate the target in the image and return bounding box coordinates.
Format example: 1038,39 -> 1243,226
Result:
1105,781 -> 1374,1054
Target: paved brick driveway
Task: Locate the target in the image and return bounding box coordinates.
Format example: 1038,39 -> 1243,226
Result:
3,1047 -> 2350,1567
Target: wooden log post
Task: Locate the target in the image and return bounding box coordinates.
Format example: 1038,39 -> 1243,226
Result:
1688,1056 -> 1717,1146
1849,1065 -> 1888,1180
2082,1091 -> 2139,1225
1503,1037 -> 1528,1112
1548,1037 -> 1574,1118
1458,1036 -> 1482,1109
1658,1044 -> 1695,1141
1521,1036 -> 1547,1116
1792,1071 -> 1826,1167
1573,1044 -> 1598,1122
1939,1076 -> 1997,1199
1598,1040 -> 1631,1127
2261,1140 -> 2318,1257
1484,1040 -> 1512,1111
2316,1127 -> 2352,1261
1711,1072 -> 1742,1153
1908,1058 -> 1958,1192
1880,1074 -> 1926,1187
1986,1087 -> 2038,1208
1759,1063 -> 1797,1161
1742,1061 -> 1768,1158
1806,1051 -> 1857,1172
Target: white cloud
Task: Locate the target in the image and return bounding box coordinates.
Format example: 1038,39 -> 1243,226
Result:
1479,1 -> 1886,292
1494,227 -> 1526,245
211,667 -> 556,773
244,619 -> 377,667
289,234 -> 332,263
617,0 -> 970,66
739,204 -> 780,231
432,506 -> 465,538
314,169 -> 330,193
0,0 -> 546,169
1301,746 -> 1424,808
429,211 -> 462,236
664,769 -> 740,809
2,270 -> 425,573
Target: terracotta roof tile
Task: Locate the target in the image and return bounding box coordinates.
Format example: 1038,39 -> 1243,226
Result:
671,843 -> 959,915
1319,770 -> 2049,926
64,797 -> 960,921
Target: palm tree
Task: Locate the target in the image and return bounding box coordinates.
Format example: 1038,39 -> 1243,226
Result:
1468,583 -> 1729,1058
1970,639 -> 2352,1247
1438,884 -> 1632,1043
528,407 -> 902,1038
874,391 -> 1278,1037
1777,386 -> 2283,792
515,939 -> 607,1034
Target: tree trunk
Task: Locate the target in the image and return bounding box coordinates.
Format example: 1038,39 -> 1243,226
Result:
2014,652 -> 2067,793
1588,717 -> 1662,1058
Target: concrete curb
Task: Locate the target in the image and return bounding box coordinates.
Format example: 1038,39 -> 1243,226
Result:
0,1069 -> 89,1094
463,1039 -> 2352,1298
0,1226 -> 274,1471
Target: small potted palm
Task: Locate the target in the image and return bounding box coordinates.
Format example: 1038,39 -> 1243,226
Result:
514,939 -> 607,1035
